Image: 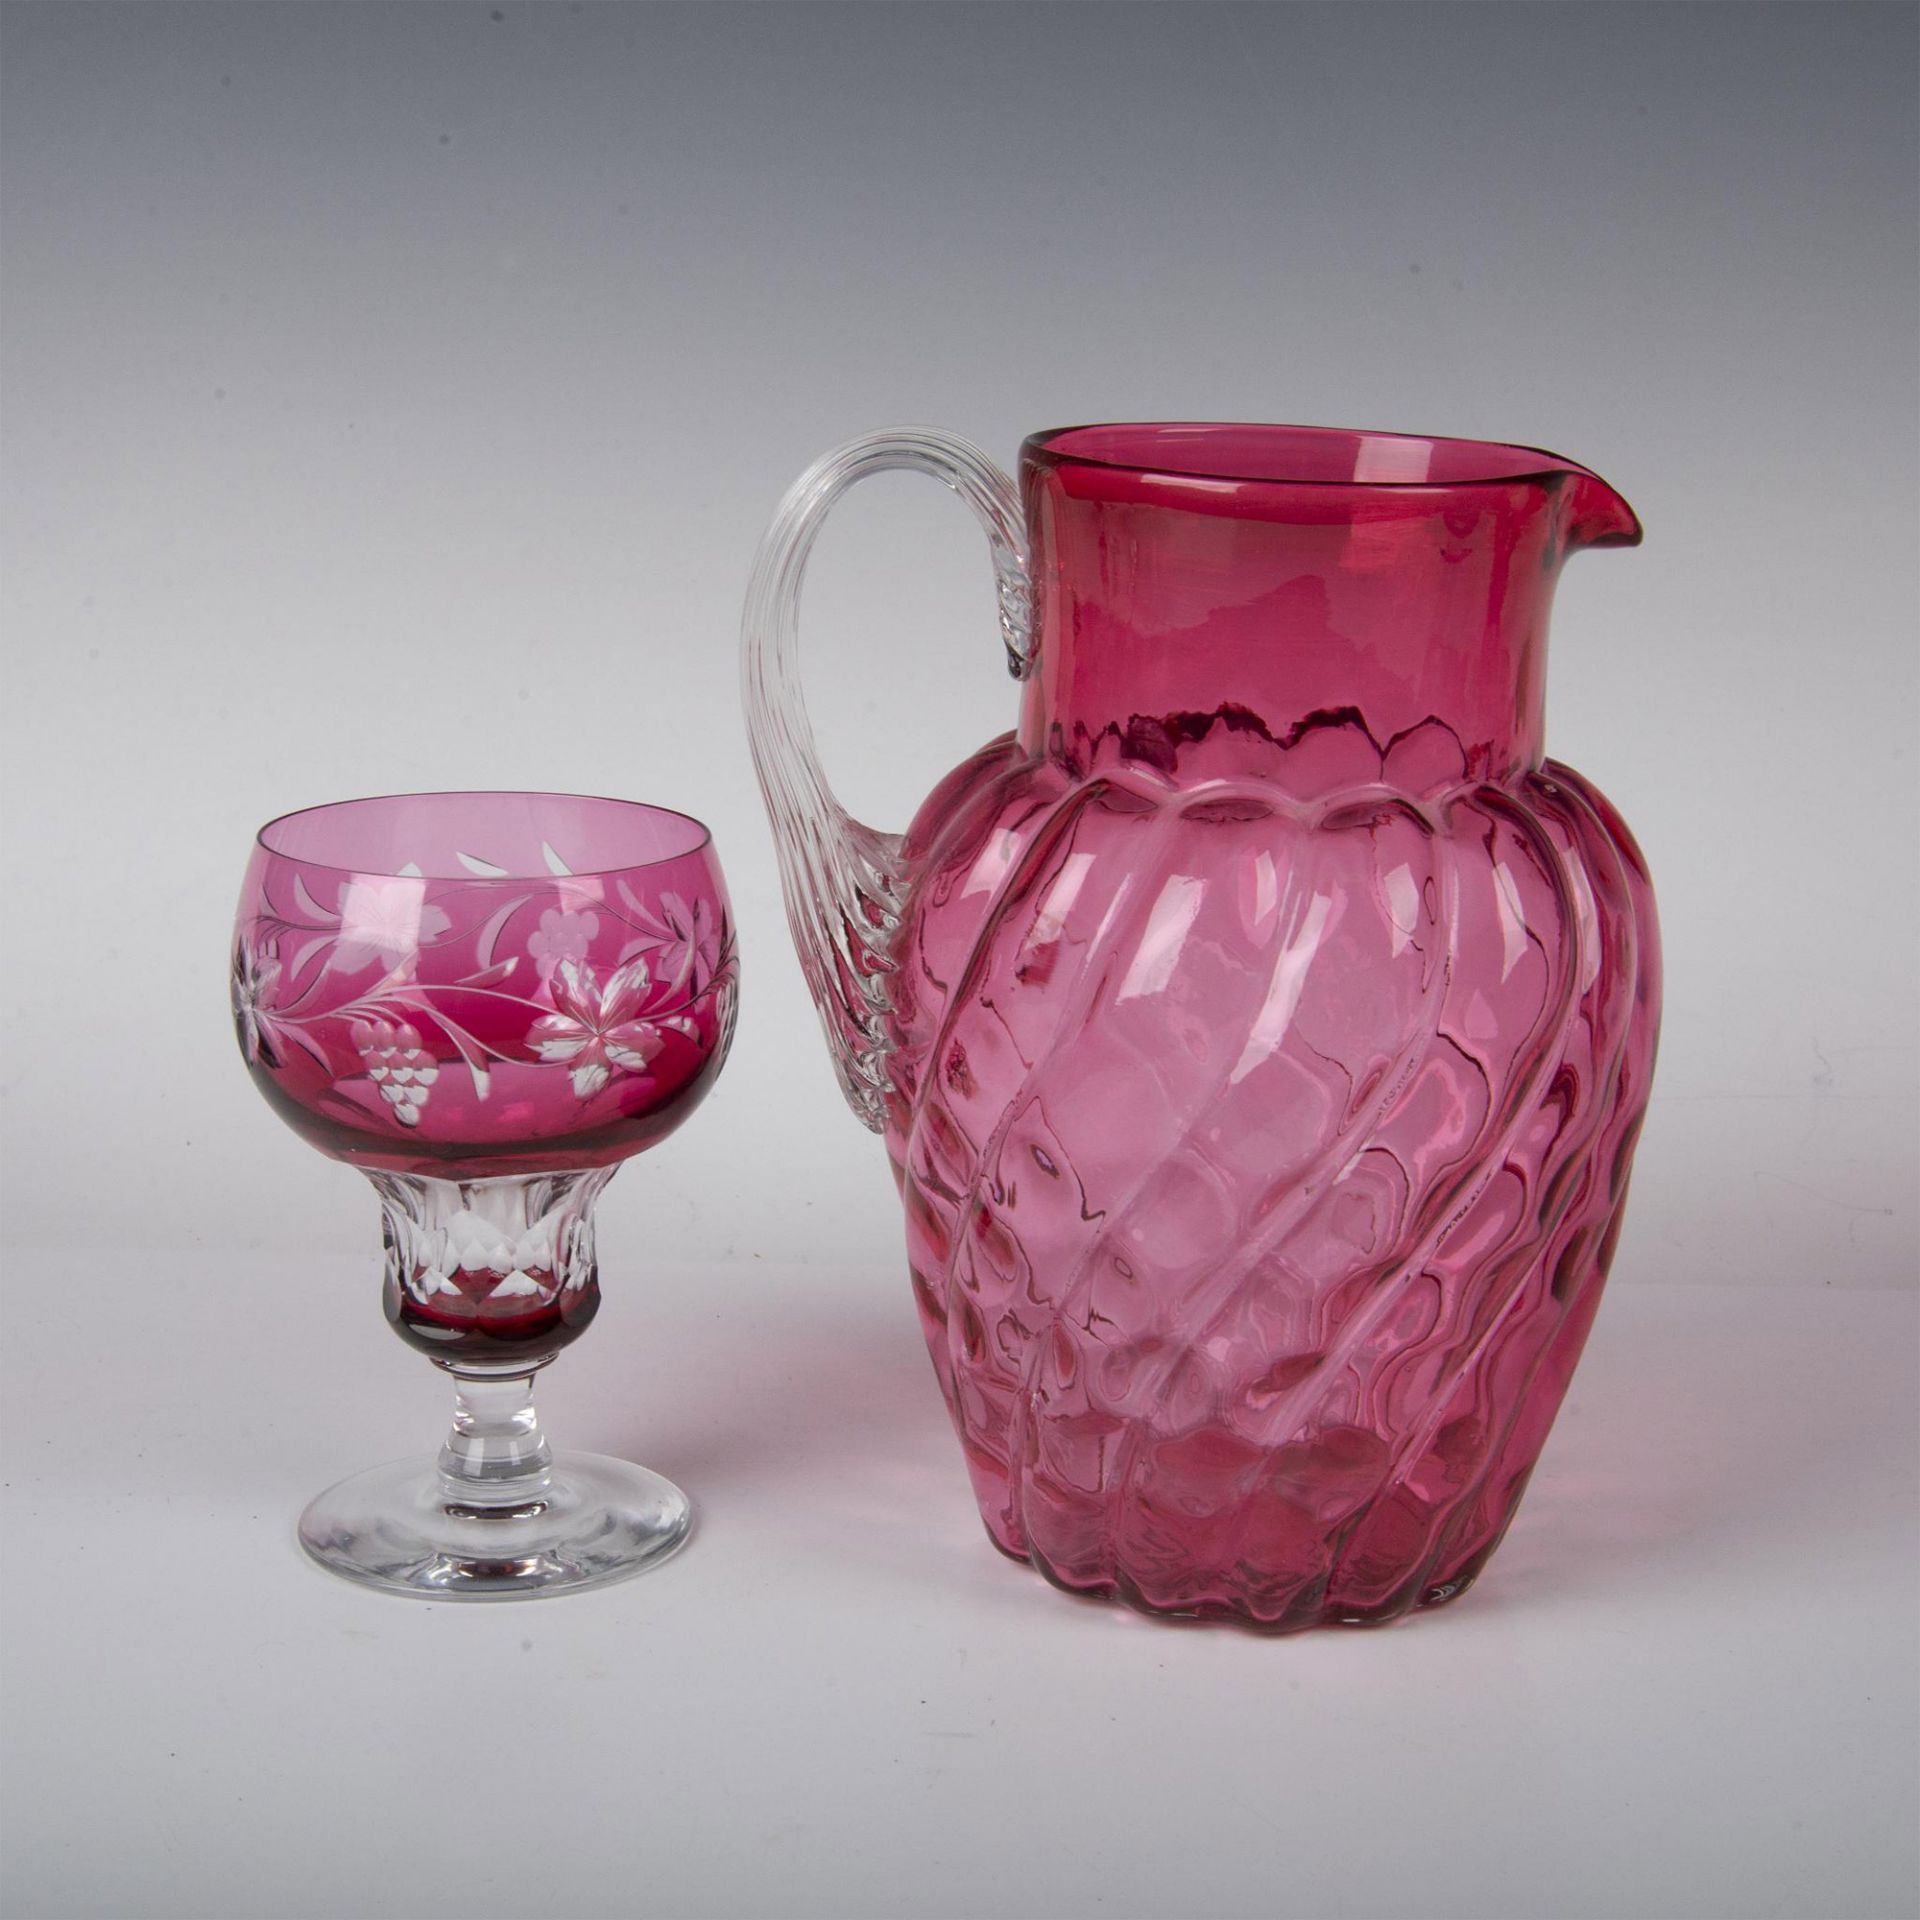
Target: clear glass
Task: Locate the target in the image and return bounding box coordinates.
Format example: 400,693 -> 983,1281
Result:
745,422 -> 1660,1630
232,791 -> 736,1598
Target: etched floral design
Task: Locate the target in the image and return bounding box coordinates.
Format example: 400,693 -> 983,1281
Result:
231,940 -> 285,1067
351,1017 -> 439,1127
527,906 -> 600,974
618,888 -> 723,992
332,876 -> 452,972
530,958 -> 665,1099
237,858 -> 733,1130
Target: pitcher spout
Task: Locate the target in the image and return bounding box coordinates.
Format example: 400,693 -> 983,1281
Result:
1559,461 -> 1643,553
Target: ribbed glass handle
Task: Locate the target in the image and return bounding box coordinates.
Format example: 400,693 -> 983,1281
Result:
741,429 -> 1032,1131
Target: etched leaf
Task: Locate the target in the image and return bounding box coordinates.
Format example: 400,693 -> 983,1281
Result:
291,873 -> 336,922
473,895 -> 529,972
275,1022 -> 334,1072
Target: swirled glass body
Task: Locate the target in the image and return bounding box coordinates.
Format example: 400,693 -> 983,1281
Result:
886,724 -> 1657,1626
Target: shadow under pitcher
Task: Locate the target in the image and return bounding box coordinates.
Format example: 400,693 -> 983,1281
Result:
744,422 -> 1661,1630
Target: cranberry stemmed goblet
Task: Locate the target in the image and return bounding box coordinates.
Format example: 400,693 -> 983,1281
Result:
232,792 -> 736,1599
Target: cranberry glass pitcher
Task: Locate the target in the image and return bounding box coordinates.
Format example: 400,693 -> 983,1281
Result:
744,424 -> 1660,1628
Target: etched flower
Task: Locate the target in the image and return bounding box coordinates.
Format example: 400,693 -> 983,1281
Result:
350,1017 -> 439,1127
527,906 -> 600,974
332,876 -> 452,972
619,890 -> 723,992
530,957 -> 664,1099
231,940 -> 284,1066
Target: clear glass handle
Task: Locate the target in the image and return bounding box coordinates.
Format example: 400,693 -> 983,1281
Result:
742,429 -> 1032,1131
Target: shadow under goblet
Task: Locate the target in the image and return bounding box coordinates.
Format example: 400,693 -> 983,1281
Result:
232,791 -> 737,1599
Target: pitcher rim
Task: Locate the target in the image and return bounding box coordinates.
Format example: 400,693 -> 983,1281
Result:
1024,420 -> 1613,495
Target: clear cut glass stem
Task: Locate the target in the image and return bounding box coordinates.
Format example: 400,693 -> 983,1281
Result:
436,1367 -> 555,1517
369,1166 -> 614,1372
295,1161 -> 694,1598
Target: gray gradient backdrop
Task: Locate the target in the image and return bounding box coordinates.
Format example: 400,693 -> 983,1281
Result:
3,0 -> 1914,1289
1,6 -> 1917,1918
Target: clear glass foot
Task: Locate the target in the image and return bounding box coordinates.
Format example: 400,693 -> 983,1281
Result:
297,1367 -> 690,1600
298,1451 -> 691,1599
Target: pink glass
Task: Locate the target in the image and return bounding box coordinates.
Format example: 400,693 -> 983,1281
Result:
746,423 -> 1660,1629
233,791 -> 735,1597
